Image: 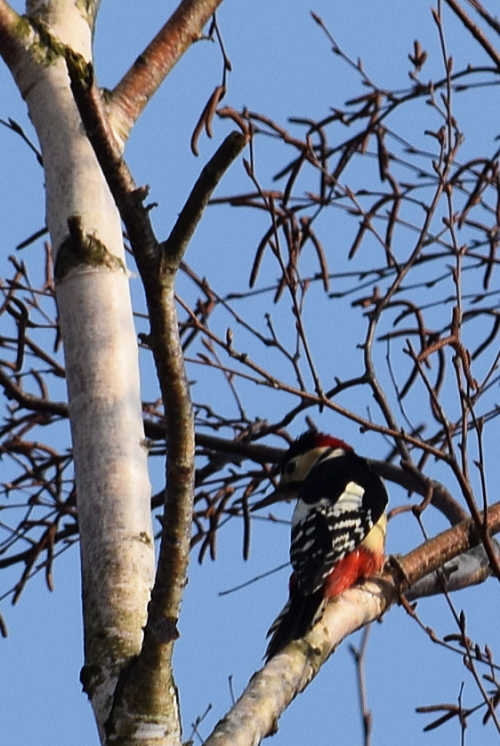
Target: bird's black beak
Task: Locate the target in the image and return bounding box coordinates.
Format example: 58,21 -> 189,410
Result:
251,484 -> 298,511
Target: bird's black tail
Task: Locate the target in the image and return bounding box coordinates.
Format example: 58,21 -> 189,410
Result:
265,585 -> 324,661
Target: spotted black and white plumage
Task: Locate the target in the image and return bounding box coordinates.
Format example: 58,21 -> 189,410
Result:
290,446 -> 387,594
265,431 -> 388,660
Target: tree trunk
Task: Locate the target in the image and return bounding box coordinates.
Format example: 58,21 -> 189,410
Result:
1,1 -> 155,738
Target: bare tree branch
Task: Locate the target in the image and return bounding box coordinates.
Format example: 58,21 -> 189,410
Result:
66,46 -> 246,738
0,2 -> 33,68
107,0 -> 226,142
443,0 -> 500,67
204,502 -> 500,746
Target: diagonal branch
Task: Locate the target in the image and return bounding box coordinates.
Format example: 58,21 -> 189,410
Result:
107,0 -> 226,142
464,0 -> 500,36
443,0 -> 500,68
0,1 -> 35,68
66,50 -> 246,739
204,502 -> 500,746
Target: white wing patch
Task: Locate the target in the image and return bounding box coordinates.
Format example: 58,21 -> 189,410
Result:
332,481 -> 365,514
291,482 -> 365,529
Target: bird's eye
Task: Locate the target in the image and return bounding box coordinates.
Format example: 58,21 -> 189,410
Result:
284,460 -> 297,477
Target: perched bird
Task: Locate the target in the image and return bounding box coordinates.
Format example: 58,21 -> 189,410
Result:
262,431 -> 388,660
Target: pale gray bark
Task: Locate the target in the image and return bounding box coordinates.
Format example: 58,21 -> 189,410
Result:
0,1 -> 155,738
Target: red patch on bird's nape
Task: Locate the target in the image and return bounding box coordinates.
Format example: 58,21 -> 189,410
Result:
284,431 -> 353,465
313,432 -> 353,453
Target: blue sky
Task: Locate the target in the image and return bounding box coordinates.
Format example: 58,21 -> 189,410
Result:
1,1 -> 500,744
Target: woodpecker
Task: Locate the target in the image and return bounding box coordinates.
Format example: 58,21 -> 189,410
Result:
263,431 -> 388,660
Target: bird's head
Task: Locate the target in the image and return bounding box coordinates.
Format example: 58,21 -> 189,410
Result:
254,431 -> 353,509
